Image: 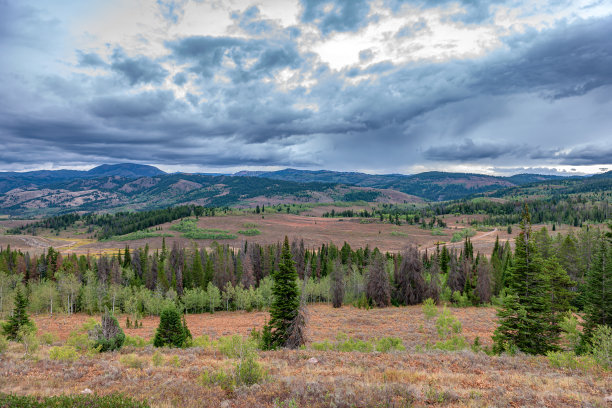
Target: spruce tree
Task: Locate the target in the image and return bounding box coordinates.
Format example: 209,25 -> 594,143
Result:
493,205 -> 558,355
264,236 -> 300,349
331,259 -> 344,308
153,306 -> 191,348
582,236 -> 611,341
2,286 -> 32,340
367,250 -> 391,307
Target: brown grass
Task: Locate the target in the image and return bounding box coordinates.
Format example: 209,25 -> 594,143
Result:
0,305 -> 607,407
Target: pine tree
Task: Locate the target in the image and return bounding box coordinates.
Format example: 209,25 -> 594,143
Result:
2,286 -> 32,340
153,306 -> 191,348
582,236 -> 611,341
493,205 -> 558,355
331,259 -> 344,308
264,236 -> 300,349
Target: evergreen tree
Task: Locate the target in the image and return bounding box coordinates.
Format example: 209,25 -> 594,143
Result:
493,205 -> 558,355
263,236 -> 300,349
582,236 -> 611,341
331,259 -> 344,308
153,306 -> 191,348
2,286 -> 32,340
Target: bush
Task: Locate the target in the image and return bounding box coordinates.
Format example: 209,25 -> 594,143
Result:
375,337 -> 405,353
422,298 -> 438,320
0,335 -> 7,354
153,307 -> 191,348
0,393 -> 150,407
67,332 -> 93,352
238,229 -> 261,236
199,370 -> 235,393
589,325 -> 611,369
39,332 -> 59,346
234,352 -> 265,386
124,335 -> 149,347
547,351 -> 596,371
216,335 -> 257,358
151,351 -> 163,367
451,291 -> 471,307
89,310 -> 125,352
18,325 -> 39,356
49,346 -> 79,362
431,336 -> 468,351
120,353 -> 146,369
559,314 -> 582,353
191,335 -> 211,349
435,307 -> 462,340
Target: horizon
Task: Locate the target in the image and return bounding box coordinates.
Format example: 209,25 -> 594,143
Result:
1,1 -> 611,176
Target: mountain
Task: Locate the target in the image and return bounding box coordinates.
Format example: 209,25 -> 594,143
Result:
236,169 -> 574,201
0,164 -> 165,194
0,172 -> 421,217
87,163 -> 165,178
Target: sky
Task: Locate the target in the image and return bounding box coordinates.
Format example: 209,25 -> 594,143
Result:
0,0 -> 611,176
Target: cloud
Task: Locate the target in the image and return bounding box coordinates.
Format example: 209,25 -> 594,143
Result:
156,0 -> 189,24
110,48 -> 168,85
299,0 -> 373,35
77,51 -> 107,67
424,139 -> 526,161
89,90 -> 175,118
531,145 -> 612,166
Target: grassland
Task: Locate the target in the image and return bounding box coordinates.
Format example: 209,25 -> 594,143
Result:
0,305 -> 609,407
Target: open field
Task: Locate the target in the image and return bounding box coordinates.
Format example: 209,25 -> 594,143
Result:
0,211 -> 587,256
1,305 -> 609,407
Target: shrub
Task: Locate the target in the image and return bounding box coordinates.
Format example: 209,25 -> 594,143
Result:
49,346 -> 79,362
422,298 -> 438,321
67,332 -> 93,352
451,291 -> 471,307
153,307 -> 191,348
432,336 -> 468,351
0,393 -> 150,407
547,351 -> 596,371
18,325 -> 39,356
589,324 -> 611,369
89,310 -> 125,352
375,337 -> 405,352
559,314 -> 582,353
124,335 -> 149,347
39,332 -> 59,346
238,229 -> 261,236
216,335 -> 257,358
191,335 -> 211,349
168,355 -> 180,367
120,353 -> 146,369
234,351 -> 265,386
0,335 -> 7,354
199,370 -> 235,393
436,307 -> 462,340
151,351 -> 163,367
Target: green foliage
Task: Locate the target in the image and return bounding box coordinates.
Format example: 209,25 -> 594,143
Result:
435,307 -> 462,340
2,287 -> 33,340
431,228 -> 447,236
49,346 -> 79,362
311,333 -> 404,353
0,393 -> 150,408
422,298 -> 438,320
191,335 -> 211,349
120,353 -> 146,369
171,219 -> 237,240
106,230 -> 173,242
431,335 -> 468,351
89,311 -> 125,352
199,370 -> 235,393
589,324 -> 611,369
262,237 -> 300,350
39,332 -> 58,346
0,335 -> 7,354
238,229 -> 261,236
123,335 -> 149,348
559,314 -> 582,353
215,335 -> 257,358
582,238 -> 611,340
390,230 -> 409,237
493,205 -> 559,355
153,307 -> 191,348
451,228 -> 476,243
151,351 -> 163,367
18,325 -> 39,355
451,291 -> 471,307
546,351 -> 596,372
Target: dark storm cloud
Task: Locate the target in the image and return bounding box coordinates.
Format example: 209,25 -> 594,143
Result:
167,35 -> 303,81
299,0 -> 373,35
531,145 -> 612,166
110,48 -> 169,85
424,139 -> 526,161
89,90 -> 175,118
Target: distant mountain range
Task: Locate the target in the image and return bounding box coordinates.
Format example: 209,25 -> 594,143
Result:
0,164 -> 609,217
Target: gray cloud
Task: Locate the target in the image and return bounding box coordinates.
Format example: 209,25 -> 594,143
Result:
89,90 -> 175,118
110,48 -> 168,85
424,139 -> 526,161
299,0 -> 373,35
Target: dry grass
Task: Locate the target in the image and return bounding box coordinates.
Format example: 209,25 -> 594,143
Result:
0,305 -> 607,407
